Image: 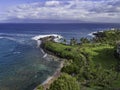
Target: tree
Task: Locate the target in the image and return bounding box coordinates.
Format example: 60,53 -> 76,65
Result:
63,38 -> 67,44
80,37 -> 89,44
70,37 -> 77,45
49,73 -> 80,90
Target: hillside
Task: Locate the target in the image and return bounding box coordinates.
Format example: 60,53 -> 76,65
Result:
37,29 -> 120,90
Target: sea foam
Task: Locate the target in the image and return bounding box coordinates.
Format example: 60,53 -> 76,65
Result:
88,32 -> 97,37
0,36 -> 17,41
32,34 -> 63,58
32,34 -> 63,42
88,30 -> 104,37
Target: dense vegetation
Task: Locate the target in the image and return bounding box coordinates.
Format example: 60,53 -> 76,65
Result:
92,29 -> 120,45
49,73 -> 80,90
38,29 -> 120,90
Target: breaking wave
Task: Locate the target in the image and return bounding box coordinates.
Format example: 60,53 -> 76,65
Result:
32,34 -> 63,58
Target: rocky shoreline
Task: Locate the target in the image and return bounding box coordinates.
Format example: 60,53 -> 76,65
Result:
34,36 -> 64,90
34,55 -> 64,90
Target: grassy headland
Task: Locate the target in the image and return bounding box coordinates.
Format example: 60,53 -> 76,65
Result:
37,29 -> 120,90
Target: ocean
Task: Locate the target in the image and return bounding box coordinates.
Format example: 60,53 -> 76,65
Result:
0,23 -> 120,90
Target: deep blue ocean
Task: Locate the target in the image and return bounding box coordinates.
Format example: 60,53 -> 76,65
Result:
0,23 -> 120,90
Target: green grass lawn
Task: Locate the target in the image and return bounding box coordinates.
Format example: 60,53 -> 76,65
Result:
81,44 -> 117,69
45,42 -> 117,69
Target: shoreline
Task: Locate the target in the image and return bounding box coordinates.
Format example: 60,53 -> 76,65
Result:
34,54 -> 64,90
33,35 -> 64,90
42,57 -> 64,90
88,28 -> 117,37
33,29 -> 116,90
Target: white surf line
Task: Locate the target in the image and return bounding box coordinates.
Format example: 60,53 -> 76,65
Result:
32,34 -> 63,58
32,34 -> 63,42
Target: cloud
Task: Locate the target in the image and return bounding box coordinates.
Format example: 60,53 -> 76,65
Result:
45,1 -> 60,6
0,0 -> 120,23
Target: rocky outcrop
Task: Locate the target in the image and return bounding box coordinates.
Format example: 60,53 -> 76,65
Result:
39,36 -> 55,43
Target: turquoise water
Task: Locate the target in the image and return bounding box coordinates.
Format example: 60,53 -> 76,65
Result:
0,34 -> 60,90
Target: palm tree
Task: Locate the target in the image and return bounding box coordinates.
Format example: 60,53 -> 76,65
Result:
63,38 -> 67,44
70,37 -> 77,45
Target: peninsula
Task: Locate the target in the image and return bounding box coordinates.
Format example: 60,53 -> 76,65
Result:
36,29 -> 120,90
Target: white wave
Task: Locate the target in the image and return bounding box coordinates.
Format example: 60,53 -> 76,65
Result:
43,53 -> 48,58
32,34 -> 63,41
0,36 -> 16,41
40,48 -> 45,54
13,51 -> 21,54
32,34 -> 63,58
88,32 -> 96,37
0,33 -> 35,45
32,34 -> 63,47
0,37 -> 4,39
88,30 -> 105,37
0,36 -> 27,45
37,40 -> 42,48
0,33 -> 34,38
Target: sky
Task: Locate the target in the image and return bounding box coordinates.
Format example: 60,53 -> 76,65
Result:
0,0 -> 120,23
